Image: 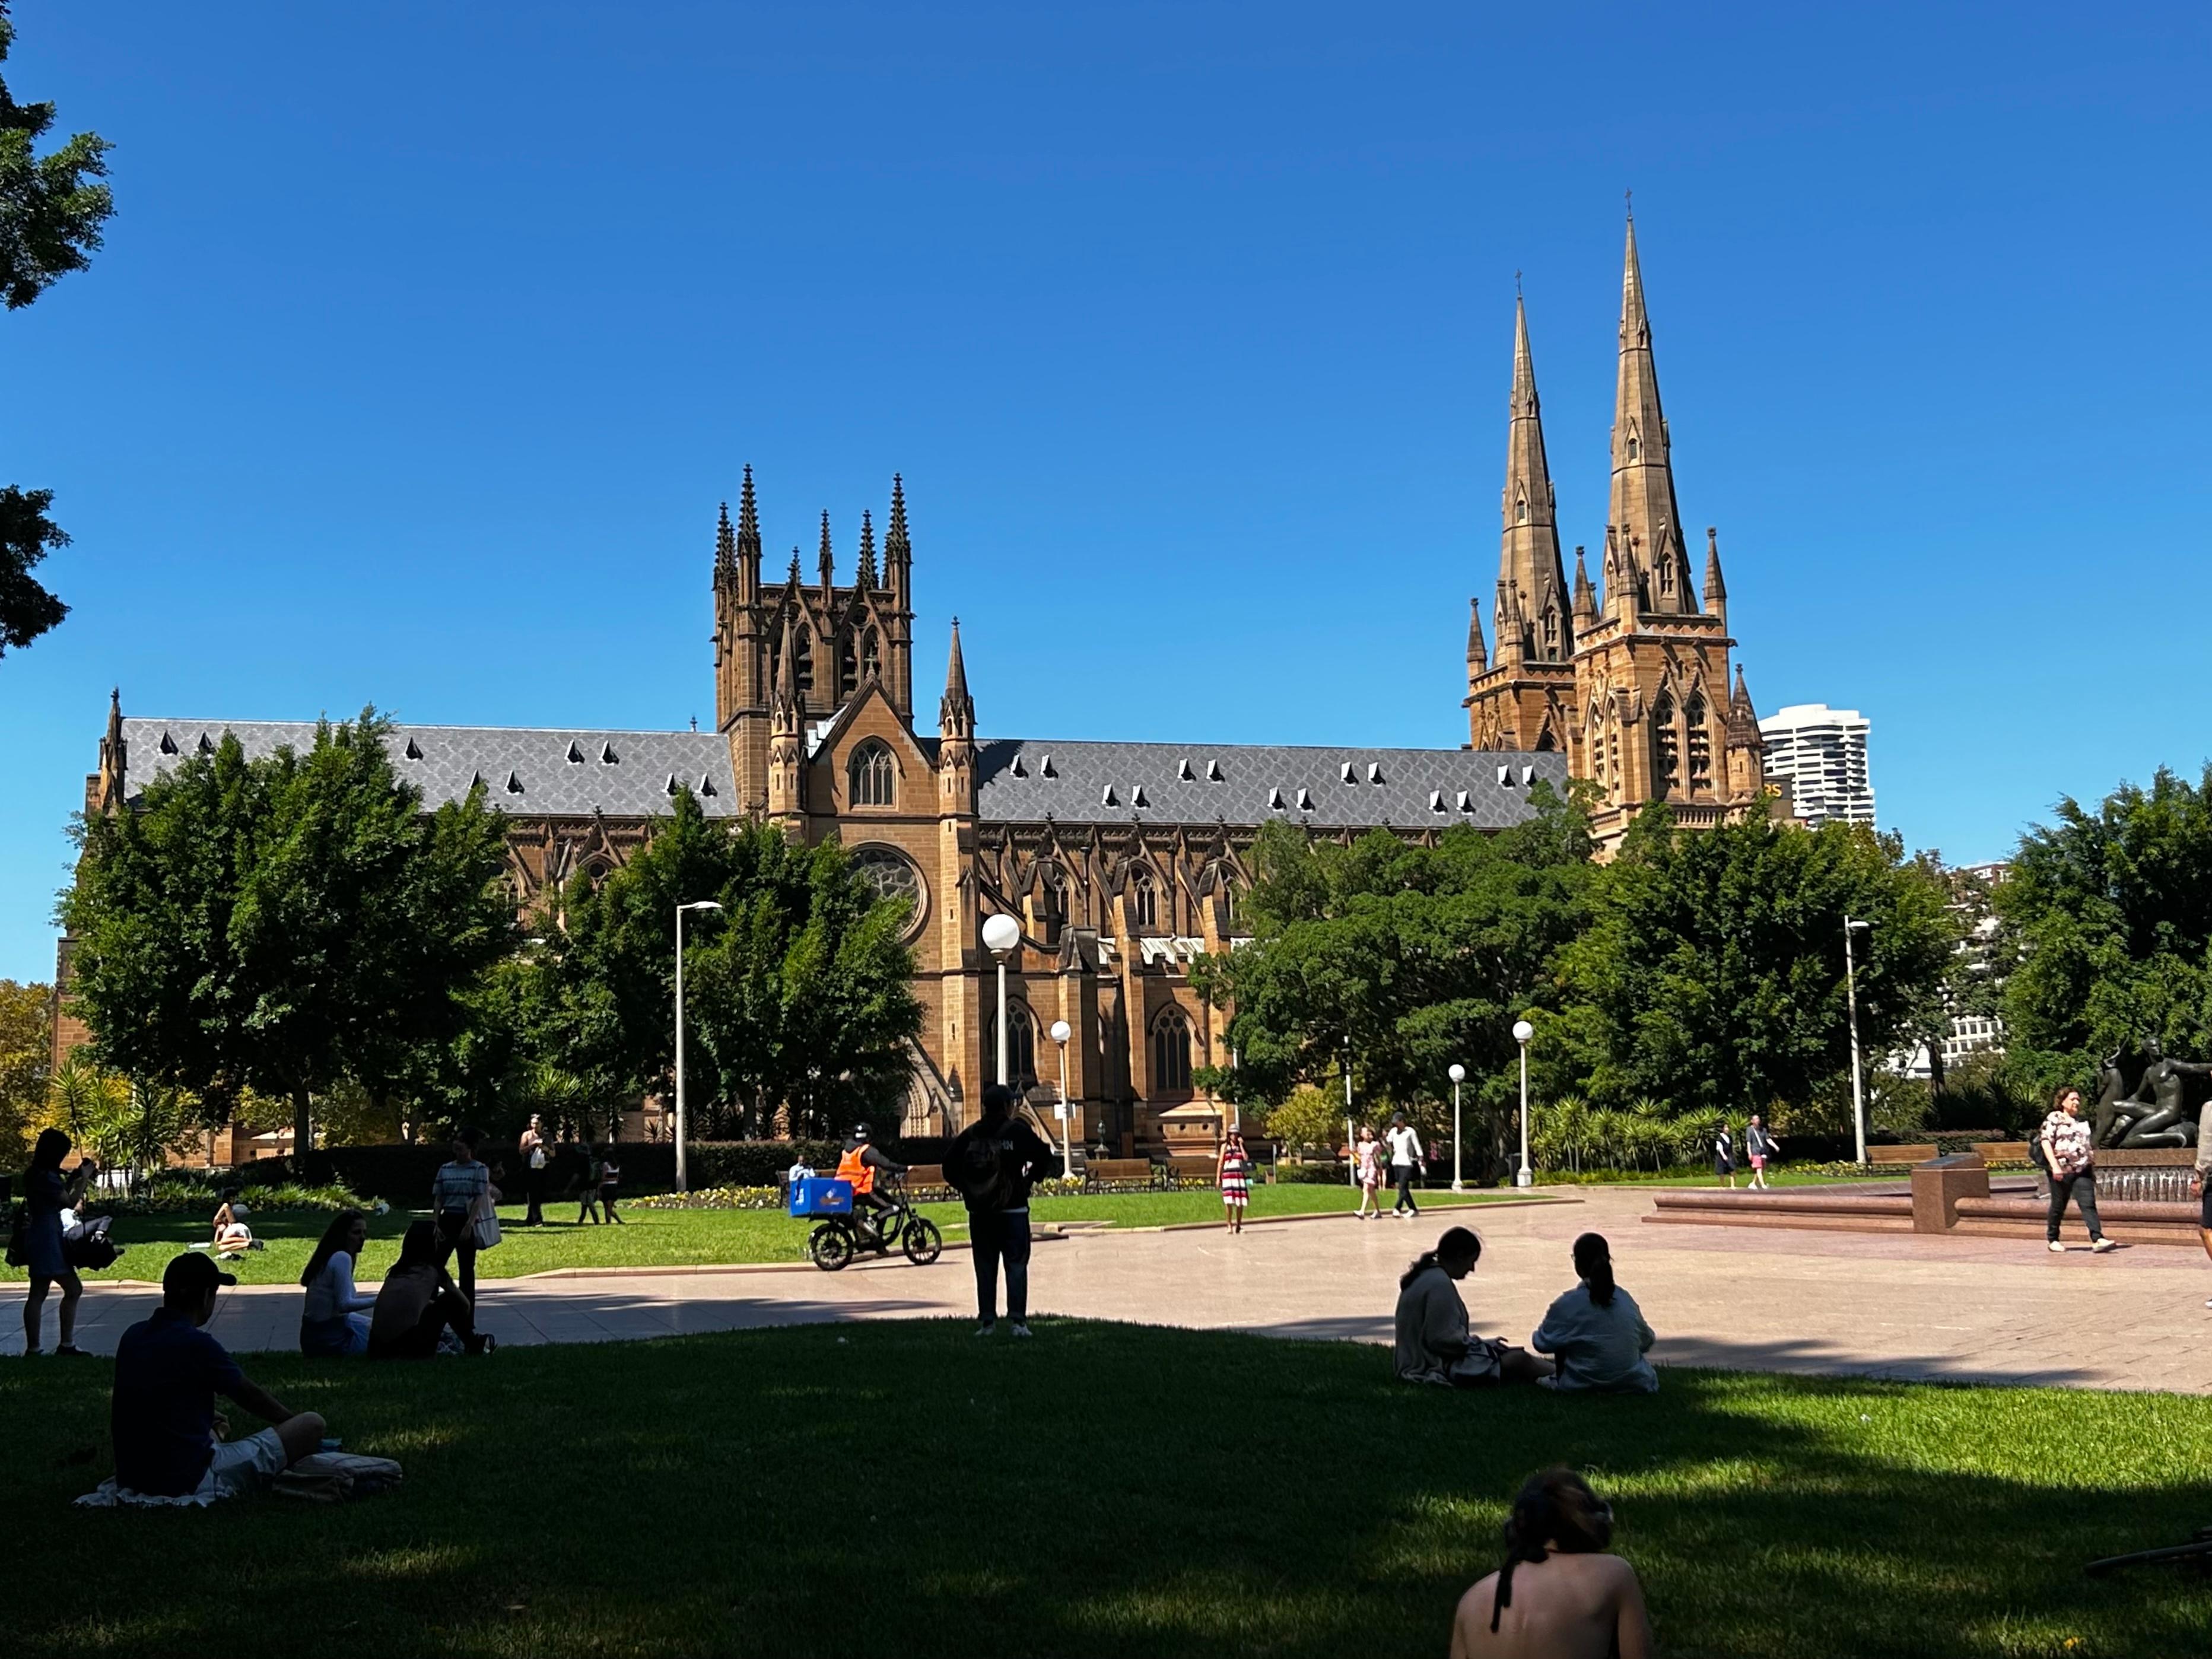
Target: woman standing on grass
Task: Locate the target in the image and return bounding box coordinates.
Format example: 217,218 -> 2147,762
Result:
1353,1125 -> 1384,1220
19,1129 -> 94,1358
299,1208 -> 376,1357
1217,1130 -> 1253,1234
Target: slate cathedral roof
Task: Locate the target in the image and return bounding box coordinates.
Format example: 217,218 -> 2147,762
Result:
113,719 -> 1569,832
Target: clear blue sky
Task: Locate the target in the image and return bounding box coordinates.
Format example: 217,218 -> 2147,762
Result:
3,1 -> 2207,981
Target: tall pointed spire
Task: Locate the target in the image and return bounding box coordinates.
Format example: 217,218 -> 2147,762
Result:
771,617 -> 805,722
1609,209 -> 1692,616
714,501 -> 736,582
1571,546 -> 1597,627
1498,295 -> 1571,662
856,509 -> 878,589
939,617 -> 974,739
736,465 -> 762,564
1466,596 -> 1488,676
1702,525 -> 1727,624
817,511 -> 835,592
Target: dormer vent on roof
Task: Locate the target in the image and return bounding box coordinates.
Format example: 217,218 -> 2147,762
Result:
1132,785 -> 1148,808
1457,790 -> 1473,812
1101,784 -> 1118,807
469,770 -> 484,790
1010,755 -> 1026,778
1429,790 -> 1447,812
1041,753 -> 1057,778
1207,758 -> 1224,781
1295,787 -> 1314,811
665,774 -> 679,796
1268,787 -> 1286,811
196,733 -> 214,754
1339,762 -> 1355,784
1498,765 -> 1514,786
1368,762 -> 1384,784
698,774 -> 717,797
1521,765 -> 1536,786
505,772 -> 524,794
600,742 -> 618,764
403,737 -> 423,761
567,742 -> 584,764
1178,757 -> 1194,781
158,731 -> 178,755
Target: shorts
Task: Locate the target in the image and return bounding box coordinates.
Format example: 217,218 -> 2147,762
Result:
110,1428 -> 288,1507
2201,1185 -> 2212,1230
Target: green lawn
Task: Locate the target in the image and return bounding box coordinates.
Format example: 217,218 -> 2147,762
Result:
4,1322 -> 2206,1658
4,1183 -> 1527,1286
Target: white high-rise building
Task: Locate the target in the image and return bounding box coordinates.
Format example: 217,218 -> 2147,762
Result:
1758,703 -> 1874,828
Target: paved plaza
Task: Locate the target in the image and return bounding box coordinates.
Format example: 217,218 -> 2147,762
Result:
13,1185 -> 2210,1391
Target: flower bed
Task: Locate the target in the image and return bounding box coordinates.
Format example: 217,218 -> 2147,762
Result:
101,1177 -> 375,1215
628,1186 -> 785,1212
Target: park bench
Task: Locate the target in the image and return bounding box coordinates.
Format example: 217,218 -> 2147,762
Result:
900,1164 -> 953,1201
1085,1158 -> 1162,1192
1867,1143 -> 1941,1166
1971,1141 -> 2033,1167
1166,1155 -> 1218,1186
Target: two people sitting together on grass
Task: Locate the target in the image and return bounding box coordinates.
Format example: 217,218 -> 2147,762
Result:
211,1186 -> 259,1257
1451,1466 -> 1653,1658
94,1251 -> 325,1505
1394,1228 -> 1657,1393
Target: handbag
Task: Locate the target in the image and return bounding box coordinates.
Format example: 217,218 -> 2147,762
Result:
469,1188 -> 502,1251
5,1202 -> 27,1268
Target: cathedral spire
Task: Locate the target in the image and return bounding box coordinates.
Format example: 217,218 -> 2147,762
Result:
1498,294 -> 1571,662
1571,545 -> 1597,628
1466,595 -> 1487,676
1610,210 -> 1692,616
817,511 -> 835,593
940,617 -> 974,739
714,501 -> 736,583
1702,525 -> 1727,625
736,465 -> 762,573
857,510 -> 878,589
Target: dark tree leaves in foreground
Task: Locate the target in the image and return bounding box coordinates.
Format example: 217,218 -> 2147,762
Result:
1994,764 -> 2212,1103
1559,806 -> 1954,1126
61,711 -> 514,1147
536,791 -> 923,1139
0,5 -> 113,659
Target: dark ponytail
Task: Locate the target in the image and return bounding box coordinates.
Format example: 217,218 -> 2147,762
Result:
1490,1466 -> 1614,1632
1572,1232 -> 1615,1308
1400,1225 -> 1481,1289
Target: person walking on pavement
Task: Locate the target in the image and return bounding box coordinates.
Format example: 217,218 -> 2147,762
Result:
517,1114 -> 548,1226
1743,1115 -> 1780,1190
1353,1126 -> 1385,1220
1386,1113 -> 1425,1219
943,1083 -> 1056,1337
1712,1121 -> 1736,1188
2040,1086 -> 2118,1254
1217,1129 -> 1253,1234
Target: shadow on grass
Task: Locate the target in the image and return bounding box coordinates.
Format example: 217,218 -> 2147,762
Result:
4,1321 -> 2208,1659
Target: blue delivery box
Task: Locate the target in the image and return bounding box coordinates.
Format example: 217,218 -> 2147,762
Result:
790,1177 -> 854,1218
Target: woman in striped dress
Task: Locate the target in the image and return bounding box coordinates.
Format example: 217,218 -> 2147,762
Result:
1218,1130 -> 1253,1234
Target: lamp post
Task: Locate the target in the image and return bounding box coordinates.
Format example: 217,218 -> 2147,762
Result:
1448,1063 -> 1467,1191
1844,917 -> 1873,1165
1050,1019 -> 1074,1179
1343,1037 -> 1356,1189
1512,1019 -> 1535,1188
981,912 -> 1022,1088
673,899 -> 723,1192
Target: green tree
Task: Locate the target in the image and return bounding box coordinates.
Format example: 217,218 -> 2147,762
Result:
1992,764 -> 2212,1102
539,793 -> 923,1138
1560,808 -> 1954,1126
0,975 -> 48,1158
1192,787 -> 1597,1155
60,710 -> 516,1148
0,6 -> 113,659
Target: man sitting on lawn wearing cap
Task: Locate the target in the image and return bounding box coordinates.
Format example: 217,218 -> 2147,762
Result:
108,1253 -> 325,1502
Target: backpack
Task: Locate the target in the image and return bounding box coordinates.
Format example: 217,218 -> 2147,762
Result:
951,1124 -> 1015,1209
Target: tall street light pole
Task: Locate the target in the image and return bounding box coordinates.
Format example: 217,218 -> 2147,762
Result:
673,899 -> 723,1193
1845,917 -> 1873,1166
1447,1063 -> 1467,1192
1343,1037 -> 1356,1190
1050,1019 -> 1074,1180
981,913 -> 1022,1090
1512,1019 -> 1535,1188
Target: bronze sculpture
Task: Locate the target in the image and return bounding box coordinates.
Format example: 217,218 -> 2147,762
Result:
2092,1037 -> 2209,1149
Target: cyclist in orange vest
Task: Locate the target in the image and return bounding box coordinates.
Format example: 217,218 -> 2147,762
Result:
836,1124 -> 906,1238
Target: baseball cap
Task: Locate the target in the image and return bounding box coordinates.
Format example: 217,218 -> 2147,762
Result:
163,1251 -> 238,1298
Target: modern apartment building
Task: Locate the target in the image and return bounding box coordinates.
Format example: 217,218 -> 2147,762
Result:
1757,703 -> 1874,828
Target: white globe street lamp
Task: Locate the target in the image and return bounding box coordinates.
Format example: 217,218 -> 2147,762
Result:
1844,917 -> 1873,1165
981,912 -> 1022,1089
1511,1018 -> 1536,1189
1447,1063 -> 1467,1192
673,899 -> 724,1192
1050,1019 -> 1074,1179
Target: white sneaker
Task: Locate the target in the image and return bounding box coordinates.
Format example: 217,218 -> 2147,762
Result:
2091,1238 -> 2118,1253
975,1323 -> 996,1337
2048,1241 -> 2066,1253
1010,1323 -> 1032,1339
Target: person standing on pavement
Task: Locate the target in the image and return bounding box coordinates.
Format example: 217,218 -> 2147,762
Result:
2192,1097 -> 2212,1305
1743,1115 -> 1779,1190
1712,1122 -> 1736,1188
1217,1129 -> 1253,1234
1386,1114 -> 1425,1218
431,1127 -> 498,1306
517,1114 -> 548,1226
944,1083 -> 1056,1337
2039,1086 -> 2117,1254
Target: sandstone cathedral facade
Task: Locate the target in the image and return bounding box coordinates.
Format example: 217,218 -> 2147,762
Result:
71,217 -> 1778,1150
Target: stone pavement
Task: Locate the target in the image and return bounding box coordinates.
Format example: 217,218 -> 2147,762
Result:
12,1186 -> 2211,1391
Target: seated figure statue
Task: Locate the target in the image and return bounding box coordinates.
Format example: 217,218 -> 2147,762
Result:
2098,1037 -> 2208,1149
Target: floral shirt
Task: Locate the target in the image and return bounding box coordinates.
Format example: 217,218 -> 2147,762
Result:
2041,1111 -> 2094,1178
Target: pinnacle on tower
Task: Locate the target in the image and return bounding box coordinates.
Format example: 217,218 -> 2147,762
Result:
714,501 -> 736,580
1572,546 -> 1597,625
1703,525 -> 1728,622
883,473 -> 912,599
1466,596 -> 1488,675
818,511 -> 835,591
736,465 -> 762,562
771,619 -> 805,723
939,616 -> 975,738
857,509 -> 878,589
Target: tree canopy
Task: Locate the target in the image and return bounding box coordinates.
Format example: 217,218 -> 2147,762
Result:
59,711 -> 515,1146
0,975 -> 48,1158
0,5 -> 112,659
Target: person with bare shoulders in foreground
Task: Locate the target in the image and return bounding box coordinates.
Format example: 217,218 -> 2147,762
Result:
1450,1467 -> 1652,1659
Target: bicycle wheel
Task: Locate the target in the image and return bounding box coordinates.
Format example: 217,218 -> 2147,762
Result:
903,1216 -> 943,1266
810,1223 -> 854,1272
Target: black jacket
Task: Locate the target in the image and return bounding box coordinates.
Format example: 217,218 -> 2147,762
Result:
943,1115 -> 1057,1211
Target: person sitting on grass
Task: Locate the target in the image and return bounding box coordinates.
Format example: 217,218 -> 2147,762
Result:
1530,1234 -> 1657,1394
298,1207 -> 377,1358
211,1186 -> 258,1257
109,1252 -> 326,1503
1450,1466 -> 1652,1659
368,1219 -> 494,1358
1394,1226 -> 1547,1387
